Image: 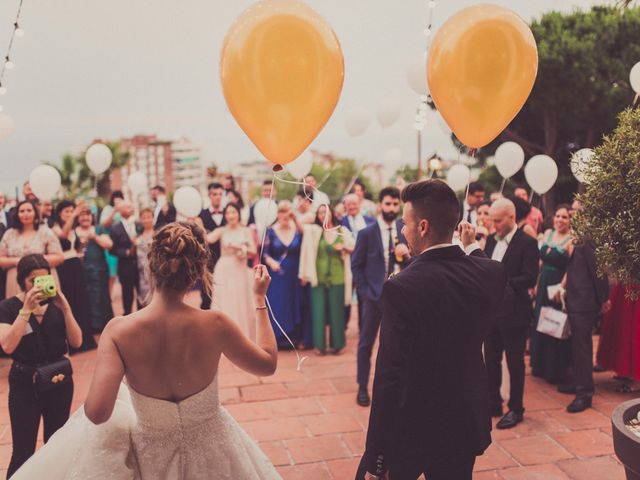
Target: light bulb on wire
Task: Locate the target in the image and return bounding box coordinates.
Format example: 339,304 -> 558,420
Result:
0,85 -> 6,95
428,1 -> 437,8
14,23 -> 24,38
5,57 -> 15,70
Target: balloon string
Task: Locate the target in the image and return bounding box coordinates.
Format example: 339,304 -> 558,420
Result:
529,188 -> 534,204
273,172 -> 350,237
499,178 -> 507,194
634,93 -> 639,106
259,174 -> 308,371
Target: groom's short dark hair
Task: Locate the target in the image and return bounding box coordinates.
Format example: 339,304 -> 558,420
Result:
401,180 -> 460,238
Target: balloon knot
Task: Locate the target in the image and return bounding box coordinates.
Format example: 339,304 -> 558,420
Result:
272,164 -> 284,173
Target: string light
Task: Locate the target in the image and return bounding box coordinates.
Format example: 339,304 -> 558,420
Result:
0,0 -> 26,100
14,23 -> 24,38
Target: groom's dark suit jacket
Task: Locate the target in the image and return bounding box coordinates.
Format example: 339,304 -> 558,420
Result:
362,246 -> 506,476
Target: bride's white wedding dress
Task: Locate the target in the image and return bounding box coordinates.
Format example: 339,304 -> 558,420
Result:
12,374 -> 281,479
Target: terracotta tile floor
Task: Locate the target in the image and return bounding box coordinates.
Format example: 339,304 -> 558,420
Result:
0,290 -> 634,479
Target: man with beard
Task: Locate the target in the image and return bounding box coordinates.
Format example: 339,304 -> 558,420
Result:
352,187 -> 410,407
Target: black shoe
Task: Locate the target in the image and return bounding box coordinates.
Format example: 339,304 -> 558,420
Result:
357,387 -> 370,407
566,396 -> 592,413
490,405 -> 503,418
496,411 -> 523,430
557,384 -> 576,394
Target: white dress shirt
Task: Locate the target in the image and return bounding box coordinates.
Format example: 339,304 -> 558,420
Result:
347,214 -> 367,240
209,207 -> 224,226
377,216 -> 400,275
491,225 -> 518,262
462,201 -> 478,226
0,209 -> 7,228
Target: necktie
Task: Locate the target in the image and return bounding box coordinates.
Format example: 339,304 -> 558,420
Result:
466,208 -> 472,223
387,226 -> 395,278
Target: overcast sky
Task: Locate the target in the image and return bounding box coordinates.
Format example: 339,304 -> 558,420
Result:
0,0 -> 604,194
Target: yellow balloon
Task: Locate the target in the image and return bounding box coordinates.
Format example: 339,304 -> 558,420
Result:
220,0 -> 344,166
428,4 -> 538,149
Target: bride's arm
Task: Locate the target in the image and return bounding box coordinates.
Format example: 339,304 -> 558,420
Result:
85,319 -> 126,425
220,265 -> 277,376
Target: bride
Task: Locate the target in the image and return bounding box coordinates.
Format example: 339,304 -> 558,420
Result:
12,222 -> 281,479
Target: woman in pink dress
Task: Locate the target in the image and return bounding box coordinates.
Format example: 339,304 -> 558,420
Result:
207,203 -> 258,340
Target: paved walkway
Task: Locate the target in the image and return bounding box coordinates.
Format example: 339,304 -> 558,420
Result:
0,291 -> 633,479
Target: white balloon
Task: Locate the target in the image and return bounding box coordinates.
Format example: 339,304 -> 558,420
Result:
495,142 -> 525,178
447,164 -> 470,192
253,198 -> 277,228
384,148 -> 403,165
127,171 -> 147,194
29,165 -> 61,200
525,155 -> 558,195
570,148 -> 595,184
377,99 -> 401,128
0,113 -> 14,140
85,143 -> 113,174
345,107 -> 371,137
173,186 -> 202,218
285,153 -> 313,179
407,58 -> 428,96
630,61 -> 640,94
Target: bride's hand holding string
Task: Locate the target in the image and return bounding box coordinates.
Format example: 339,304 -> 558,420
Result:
253,264 -> 271,299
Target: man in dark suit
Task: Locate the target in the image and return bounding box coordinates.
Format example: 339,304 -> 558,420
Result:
109,201 -> 140,315
558,200 -> 610,413
198,182 -> 226,309
460,181 -> 485,226
341,193 -> 376,330
358,180 -> 506,480
484,198 -> 540,429
150,185 -> 176,229
351,187 -> 410,407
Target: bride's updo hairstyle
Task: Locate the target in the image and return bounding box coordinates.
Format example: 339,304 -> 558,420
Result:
149,222 -> 212,297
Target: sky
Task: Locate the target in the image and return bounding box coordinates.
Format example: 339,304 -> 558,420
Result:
0,0 -> 605,194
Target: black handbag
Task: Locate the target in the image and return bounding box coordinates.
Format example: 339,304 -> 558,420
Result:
33,357 -> 73,394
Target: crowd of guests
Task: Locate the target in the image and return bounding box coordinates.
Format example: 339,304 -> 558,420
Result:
0,173 -> 639,476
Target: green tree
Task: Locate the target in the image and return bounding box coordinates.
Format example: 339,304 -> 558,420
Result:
447,6 -> 640,209
395,165 -> 419,183
572,108 -> 640,297
47,141 -> 129,204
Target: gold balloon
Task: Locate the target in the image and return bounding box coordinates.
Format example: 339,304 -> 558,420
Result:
428,4 -> 538,149
220,0 -> 344,166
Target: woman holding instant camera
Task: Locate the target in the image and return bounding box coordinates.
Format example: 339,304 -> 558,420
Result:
0,254 -> 82,478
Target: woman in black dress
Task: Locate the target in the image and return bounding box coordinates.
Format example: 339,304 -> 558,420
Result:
0,254 -> 82,478
52,201 -> 96,352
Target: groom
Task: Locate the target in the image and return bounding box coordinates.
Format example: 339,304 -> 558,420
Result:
358,180 -> 506,480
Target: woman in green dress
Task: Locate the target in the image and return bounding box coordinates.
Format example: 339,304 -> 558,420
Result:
299,205 -> 354,355
76,208 -> 114,333
530,204 -> 574,383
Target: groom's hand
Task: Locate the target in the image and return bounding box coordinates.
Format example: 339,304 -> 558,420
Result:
458,221 -> 477,249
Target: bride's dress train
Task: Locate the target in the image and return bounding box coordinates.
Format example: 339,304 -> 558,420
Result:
12,374 -> 281,479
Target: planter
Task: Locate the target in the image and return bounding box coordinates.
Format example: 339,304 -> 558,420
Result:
612,399 -> 640,480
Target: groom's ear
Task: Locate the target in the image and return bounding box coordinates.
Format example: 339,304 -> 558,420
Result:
420,218 -> 430,238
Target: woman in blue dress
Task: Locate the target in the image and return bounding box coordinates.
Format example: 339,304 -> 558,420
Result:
262,201 -> 309,349
530,204 -> 574,383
